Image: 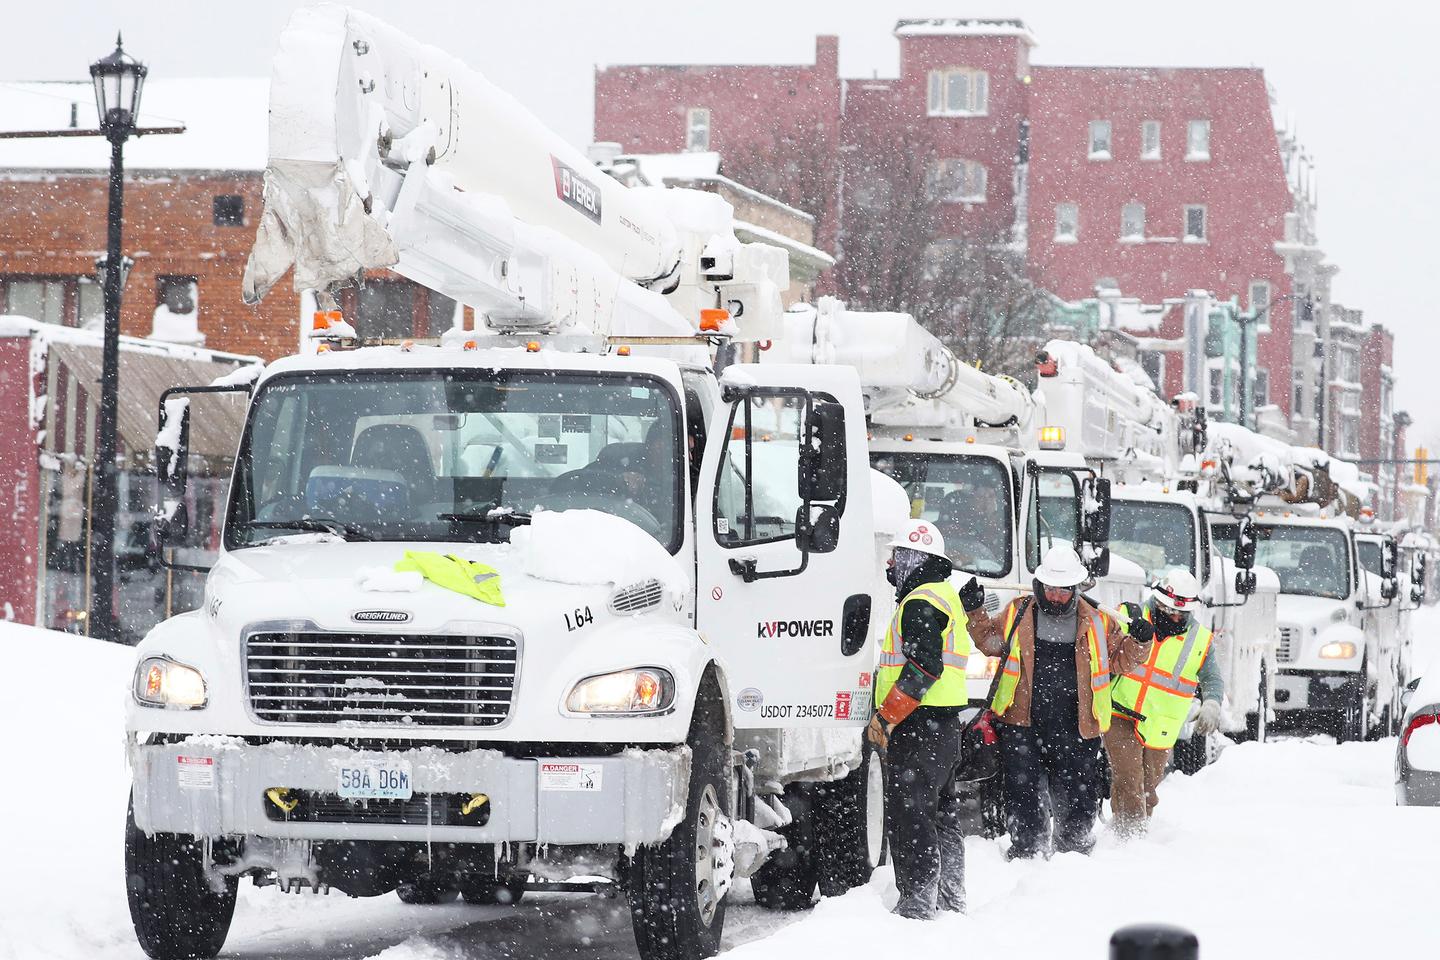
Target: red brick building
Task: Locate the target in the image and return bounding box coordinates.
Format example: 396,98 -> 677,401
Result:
594,17 -> 1298,408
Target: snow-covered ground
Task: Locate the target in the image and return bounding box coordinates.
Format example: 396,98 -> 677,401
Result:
3,616 -> 1438,960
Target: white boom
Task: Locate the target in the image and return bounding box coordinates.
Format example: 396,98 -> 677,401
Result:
769,297 -> 1037,438
241,4 -> 789,345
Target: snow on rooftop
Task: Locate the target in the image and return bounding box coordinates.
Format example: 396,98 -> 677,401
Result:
626,151 -> 722,183
0,78 -> 269,172
893,18 -> 1037,45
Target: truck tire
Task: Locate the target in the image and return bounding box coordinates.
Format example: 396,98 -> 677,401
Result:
627,673 -> 729,960
1334,671 -> 1369,743
1242,663 -> 1270,743
125,798 -> 237,960
749,785 -> 817,910
397,875 -> 460,904
460,876 -> 526,905
1172,732 -> 1208,775
813,743 -> 882,897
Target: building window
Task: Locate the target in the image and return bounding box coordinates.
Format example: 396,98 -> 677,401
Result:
927,68 -> 989,116
1184,205 -> 1208,242
1141,120 -> 1161,159
930,158 -> 987,203
213,195 -> 245,227
685,108 -> 711,152
1055,203 -> 1079,242
1254,368 -> 1270,407
1121,202 -> 1146,241
1187,120 -> 1211,161
1208,367 -> 1224,406
1249,280 -> 1272,327
1293,384 -> 1304,416
0,276 -> 102,327
1088,120 -> 1112,160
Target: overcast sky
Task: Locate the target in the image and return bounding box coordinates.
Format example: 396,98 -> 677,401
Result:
6,0 -> 1437,441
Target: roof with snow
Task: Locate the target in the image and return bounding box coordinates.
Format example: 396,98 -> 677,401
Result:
893,18 -> 1036,45
0,79 -> 269,172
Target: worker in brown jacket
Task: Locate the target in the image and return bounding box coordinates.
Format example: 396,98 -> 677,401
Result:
967,545 -> 1153,857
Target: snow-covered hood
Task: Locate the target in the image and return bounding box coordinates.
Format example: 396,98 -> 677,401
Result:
1275,593 -> 1355,631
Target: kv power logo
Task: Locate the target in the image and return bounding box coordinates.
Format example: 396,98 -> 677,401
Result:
757,619 -> 835,639
551,155 -> 603,224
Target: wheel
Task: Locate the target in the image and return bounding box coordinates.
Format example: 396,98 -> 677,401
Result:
460,876 -> 526,905
1242,662 -> 1270,744
1334,671 -> 1370,743
748,785 -> 817,910
627,671 -> 730,960
397,875 -> 460,904
124,797 -> 237,960
813,742 -> 882,897
1172,731 -> 1208,775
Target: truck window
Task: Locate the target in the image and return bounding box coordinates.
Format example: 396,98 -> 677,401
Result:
227,370 -> 684,551
714,393 -> 803,546
1253,523 -> 1351,600
1025,470 -> 1080,571
869,452 -> 1013,578
1110,501 -> 1196,580
1356,539 -> 1382,578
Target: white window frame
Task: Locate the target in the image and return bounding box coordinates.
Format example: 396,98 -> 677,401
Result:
685,107 -> 711,152
1121,202 -> 1146,242
1249,279 -> 1272,330
1055,203 -> 1079,243
927,68 -> 989,117
1187,119 -> 1211,161
931,158 -> 988,204
1088,120 -> 1112,160
1183,204 -> 1208,243
1141,120 -> 1161,160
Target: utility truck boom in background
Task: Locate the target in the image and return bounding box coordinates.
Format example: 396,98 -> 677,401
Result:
124,7 -> 886,959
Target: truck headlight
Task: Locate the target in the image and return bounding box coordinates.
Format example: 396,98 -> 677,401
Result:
1318,641 -> 1357,660
566,668 -> 675,715
134,657 -> 207,709
966,655 -> 999,680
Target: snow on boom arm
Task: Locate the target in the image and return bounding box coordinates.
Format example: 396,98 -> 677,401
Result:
241,4 -> 788,343
771,296 -> 1036,436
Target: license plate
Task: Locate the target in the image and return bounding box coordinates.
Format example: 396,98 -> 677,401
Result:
337,759 -> 413,800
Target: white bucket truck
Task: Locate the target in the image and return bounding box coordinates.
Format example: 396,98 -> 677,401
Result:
125,7 -> 883,959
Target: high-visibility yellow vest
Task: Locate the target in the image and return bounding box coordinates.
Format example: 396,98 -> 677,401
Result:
394,551 -> 506,606
875,580 -> 970,708
990,599 -> 1114,732
1112,605 -> 1213,749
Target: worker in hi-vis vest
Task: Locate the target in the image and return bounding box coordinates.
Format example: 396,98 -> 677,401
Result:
866,519 -> 988,918
966,545 -> 1153,858
1105,569 -> 1225,837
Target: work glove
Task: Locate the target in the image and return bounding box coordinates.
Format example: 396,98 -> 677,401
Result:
958,576 -> 986,613
1193,699 -> 1222,737
866,714 -> 893,753
1126,617 -> 1155,645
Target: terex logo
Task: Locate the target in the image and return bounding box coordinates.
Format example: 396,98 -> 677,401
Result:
757,619 -> 835,639
551,155 -> 603,224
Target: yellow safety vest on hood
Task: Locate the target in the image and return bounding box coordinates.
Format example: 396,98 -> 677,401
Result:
875,580 -> 970,708
1112,604 -> 1213,749
395,551 -> 506,606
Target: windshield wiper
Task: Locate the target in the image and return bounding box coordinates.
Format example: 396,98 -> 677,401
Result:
248,518 -> 375,541
438,508 -> 533,527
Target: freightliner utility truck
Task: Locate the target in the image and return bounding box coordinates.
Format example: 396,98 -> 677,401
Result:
125,7 -> 882,958
1034,341 -> 1279,764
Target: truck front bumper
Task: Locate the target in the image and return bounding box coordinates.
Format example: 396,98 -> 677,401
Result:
1272,670 -> 1356,711
129,737 -> 689,846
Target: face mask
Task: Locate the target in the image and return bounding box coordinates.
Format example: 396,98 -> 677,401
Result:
890,548 -> 927,588
1034,579 -> 1078,615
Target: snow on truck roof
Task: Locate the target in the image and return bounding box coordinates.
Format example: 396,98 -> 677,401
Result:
258,342 -> 686,386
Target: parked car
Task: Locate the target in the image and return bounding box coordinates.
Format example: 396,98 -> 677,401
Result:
1395,672 -> 1440,805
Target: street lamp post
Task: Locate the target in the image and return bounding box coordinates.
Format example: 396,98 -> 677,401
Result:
88,35 -> 147,642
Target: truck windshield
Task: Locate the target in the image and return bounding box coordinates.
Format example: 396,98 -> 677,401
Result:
870,452 -> 1013,578
1356,539 -> 1382,578
1110,501 -> 1196,579
1253,523 -> 1351,600
227,370 -> 682,550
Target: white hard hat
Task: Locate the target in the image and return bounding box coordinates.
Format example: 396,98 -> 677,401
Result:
1151,569 -> 1202,613
888,519 -> 948,560
1034,544 -> 1089,588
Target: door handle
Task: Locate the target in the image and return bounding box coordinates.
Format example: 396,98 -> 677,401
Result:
840,594 -> 871,656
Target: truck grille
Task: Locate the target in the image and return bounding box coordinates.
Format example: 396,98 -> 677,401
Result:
245,632 -> 518,727
1276,626 -> 1300,664
261,791 -> 488,826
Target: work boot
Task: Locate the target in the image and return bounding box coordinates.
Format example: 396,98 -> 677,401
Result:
892,897 -> 937,920
1004,843 -> 1039,861
1054,831 -> 1095,855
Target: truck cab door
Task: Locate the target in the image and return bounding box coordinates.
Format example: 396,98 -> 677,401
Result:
695,363 -> 876,729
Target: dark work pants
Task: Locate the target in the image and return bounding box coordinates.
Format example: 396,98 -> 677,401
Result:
996,706 -> 1102,857
882,708 -> 966,918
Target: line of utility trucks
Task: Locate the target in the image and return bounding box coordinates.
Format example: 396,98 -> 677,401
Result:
120,7 -> 1428,960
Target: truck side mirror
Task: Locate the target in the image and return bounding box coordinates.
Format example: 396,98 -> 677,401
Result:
1413,554 -> 1428,586
1235,570 -> 1257,596
1382,540 -> 1399,581
800,503 -> 841,554
1234,514 -> 1258,570
799,399 -> 846,504
1080,476 -> 1111,545
154,394 -> 193,546
1085,545 -> 1111,579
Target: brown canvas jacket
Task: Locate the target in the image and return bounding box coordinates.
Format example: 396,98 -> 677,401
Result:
968,595 -> 1152,739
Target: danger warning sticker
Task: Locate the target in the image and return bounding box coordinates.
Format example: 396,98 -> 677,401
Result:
539,762 -> 603,792
176,755 -> 215,790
